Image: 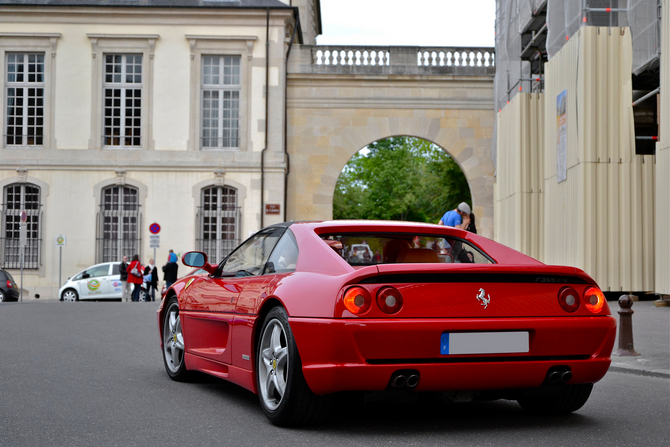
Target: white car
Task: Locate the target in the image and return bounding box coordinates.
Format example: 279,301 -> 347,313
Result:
59,262 -> 145,301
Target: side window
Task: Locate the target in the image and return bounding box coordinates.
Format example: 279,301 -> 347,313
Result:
220,228 -> 284,277
266,230 -> 299,274
87,264 -> 111,278
112,263 -> 120,275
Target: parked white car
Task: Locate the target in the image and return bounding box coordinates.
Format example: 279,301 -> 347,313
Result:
59,262 -> 145,301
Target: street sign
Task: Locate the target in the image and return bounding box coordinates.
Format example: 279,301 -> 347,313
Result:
55,235 -> 67,247
149,223 -> 161,234
149,234 -> 160,249
20,210 -> 27,223
19,224 -> 27,247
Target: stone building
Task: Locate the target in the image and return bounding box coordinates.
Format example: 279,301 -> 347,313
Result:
0,0 -> 312,298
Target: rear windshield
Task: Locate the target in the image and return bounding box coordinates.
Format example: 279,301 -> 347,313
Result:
321,234 -> 494,266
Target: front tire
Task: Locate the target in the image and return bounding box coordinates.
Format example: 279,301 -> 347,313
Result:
162,296 -> 189,381
61,289 -> 79,302
256,306 -> 331,426
517,383 -> 593,414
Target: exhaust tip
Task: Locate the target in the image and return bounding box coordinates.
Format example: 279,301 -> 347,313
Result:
406,374 -> 419,388
561,370 -> 573,383
548,371 -> 561,384
391,374 -> 406,388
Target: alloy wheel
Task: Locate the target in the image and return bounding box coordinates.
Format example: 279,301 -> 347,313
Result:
163,303 -> 184,373
258,319 -> 289,411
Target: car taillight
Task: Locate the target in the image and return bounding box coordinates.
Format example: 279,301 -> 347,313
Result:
584,287 -> 605,313
558,286 -> 580,313
6,280 -> 12,289
343,286 -> 371,315
376,286 -> 403,314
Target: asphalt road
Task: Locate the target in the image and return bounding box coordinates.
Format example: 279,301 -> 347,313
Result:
1,301 -> 668,447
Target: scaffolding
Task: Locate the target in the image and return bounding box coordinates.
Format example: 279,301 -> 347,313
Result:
493,0 -> 660,164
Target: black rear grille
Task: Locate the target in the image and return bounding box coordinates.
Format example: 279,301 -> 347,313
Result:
360,273 -> 588,285
366,355 -> 590,365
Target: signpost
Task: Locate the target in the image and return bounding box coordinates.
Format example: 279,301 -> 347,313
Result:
55,235 -> 67,289
149,223 -> 160,263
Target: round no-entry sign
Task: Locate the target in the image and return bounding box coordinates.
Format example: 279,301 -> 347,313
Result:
149,223 -> 161,234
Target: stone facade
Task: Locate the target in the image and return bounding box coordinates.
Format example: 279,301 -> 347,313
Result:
0,3 -> 294,299
286,46 -> 496,238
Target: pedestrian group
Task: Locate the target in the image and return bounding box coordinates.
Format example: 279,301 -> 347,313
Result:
119,250 -> 179,302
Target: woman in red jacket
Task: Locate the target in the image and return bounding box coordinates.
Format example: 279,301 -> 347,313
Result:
127,254 -> 144,302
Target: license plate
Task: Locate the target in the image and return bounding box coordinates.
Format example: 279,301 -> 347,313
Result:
440,331 -> 529,355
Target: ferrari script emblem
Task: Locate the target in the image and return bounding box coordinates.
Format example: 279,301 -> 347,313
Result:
477,288 -> 491,309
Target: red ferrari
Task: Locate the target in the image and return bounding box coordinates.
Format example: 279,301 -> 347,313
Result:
157,221 -> 616,426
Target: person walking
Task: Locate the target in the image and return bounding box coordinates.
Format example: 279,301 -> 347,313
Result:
127,254 -> 144,302
438,202 -> 471,230
144,258 -> 158,302
119,255 -> 131,302
162,251 -> 179,289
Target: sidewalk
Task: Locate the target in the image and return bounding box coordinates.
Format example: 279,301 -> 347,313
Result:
608,299 -> 670,379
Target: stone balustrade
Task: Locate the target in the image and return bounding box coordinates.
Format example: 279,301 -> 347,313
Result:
289,45 -> 495,76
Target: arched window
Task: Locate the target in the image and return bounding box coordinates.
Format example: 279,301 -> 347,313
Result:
197,186 -> 239,263
97,185 -> 141,263
1,183 -> 41,269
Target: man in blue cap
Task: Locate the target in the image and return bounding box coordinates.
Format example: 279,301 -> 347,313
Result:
438,202 -> 471,229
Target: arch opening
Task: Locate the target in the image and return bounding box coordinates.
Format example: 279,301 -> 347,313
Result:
333,136 -> 473,228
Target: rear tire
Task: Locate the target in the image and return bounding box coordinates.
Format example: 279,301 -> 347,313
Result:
0,290 -> 6,302
256,306 -> 331,426
517,383 -> 593,414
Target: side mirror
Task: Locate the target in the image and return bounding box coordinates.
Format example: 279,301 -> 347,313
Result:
82,272 -> 90,279
182,251 -> 207,268
264,261 -> 275,274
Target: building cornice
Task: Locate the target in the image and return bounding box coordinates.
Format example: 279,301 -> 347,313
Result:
0,6 -> 295,25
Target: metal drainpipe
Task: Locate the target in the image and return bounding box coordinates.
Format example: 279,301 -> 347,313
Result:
283,15 -> 298,222
260,8 -> 270,228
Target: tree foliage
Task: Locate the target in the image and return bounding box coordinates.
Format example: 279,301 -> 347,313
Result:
333,137 -> 471,223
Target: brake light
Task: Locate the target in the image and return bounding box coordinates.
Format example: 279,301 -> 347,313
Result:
558,286 -> 580,313
343,286 -> 371,315
376,286 -> 403,314
584,287 -> 605,313
6,280 -> 12,289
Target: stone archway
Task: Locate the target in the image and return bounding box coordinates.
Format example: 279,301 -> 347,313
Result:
286,108 -> 495,238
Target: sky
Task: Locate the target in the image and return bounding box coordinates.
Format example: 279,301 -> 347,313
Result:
316,0 -> 496,48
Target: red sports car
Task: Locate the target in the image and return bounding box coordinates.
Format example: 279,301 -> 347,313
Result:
157,221 -> 616,426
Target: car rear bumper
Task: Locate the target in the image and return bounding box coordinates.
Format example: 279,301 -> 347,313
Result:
1,288 -> 20,301
289,316 -> 616,395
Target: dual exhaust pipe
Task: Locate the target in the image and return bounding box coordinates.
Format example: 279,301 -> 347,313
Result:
545,366 -> 572,385
390,371 -> 419,389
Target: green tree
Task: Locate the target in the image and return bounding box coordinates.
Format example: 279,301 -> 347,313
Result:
333,137 -> 471,223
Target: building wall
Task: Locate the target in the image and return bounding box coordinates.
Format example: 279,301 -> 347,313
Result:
494,92 -> 544,260
656,1 -> 670,297
0,7 -> 294,299
542,26 -> 654,292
